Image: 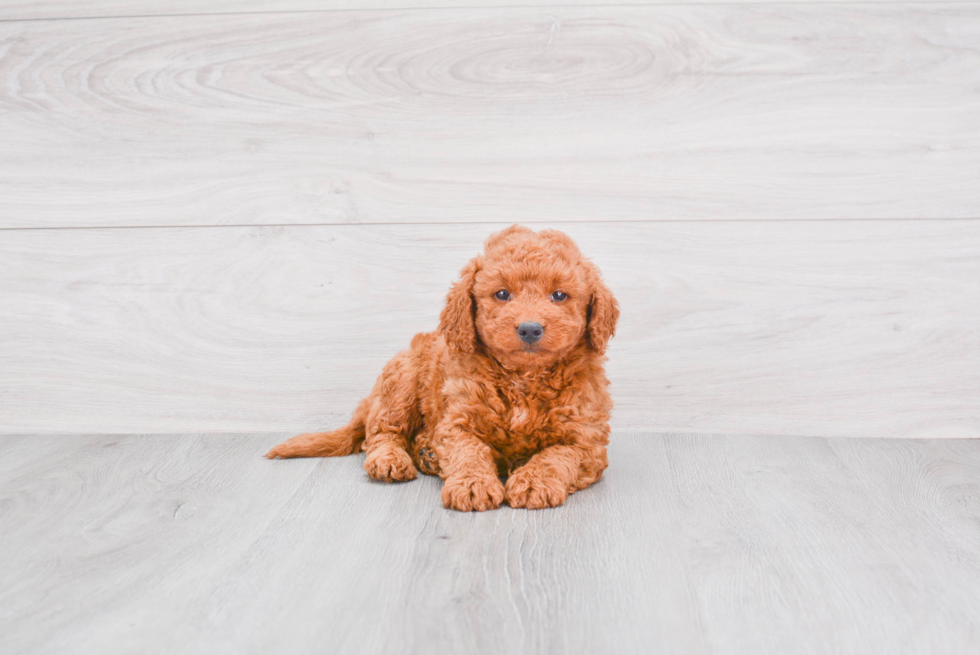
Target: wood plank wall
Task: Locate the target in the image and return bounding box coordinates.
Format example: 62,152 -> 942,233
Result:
1,2 -> 978,437
0,0 -> 966,21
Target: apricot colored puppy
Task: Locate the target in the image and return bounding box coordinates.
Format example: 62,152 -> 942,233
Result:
266,225 -> 619,511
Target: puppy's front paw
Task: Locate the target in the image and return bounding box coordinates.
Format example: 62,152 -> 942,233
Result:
505,467 -> 568,509
364,445 -> 417,482
441,474 -> 505,512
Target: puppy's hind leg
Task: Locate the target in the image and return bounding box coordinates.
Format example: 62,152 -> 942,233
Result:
361,350 -> 423,483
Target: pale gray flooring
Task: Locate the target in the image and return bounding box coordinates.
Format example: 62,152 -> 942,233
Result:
2,432 -> 979,654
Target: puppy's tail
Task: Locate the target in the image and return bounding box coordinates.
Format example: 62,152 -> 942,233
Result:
265,406 -> 367,459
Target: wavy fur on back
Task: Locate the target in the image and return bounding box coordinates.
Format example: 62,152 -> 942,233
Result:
267,225 -> 619,511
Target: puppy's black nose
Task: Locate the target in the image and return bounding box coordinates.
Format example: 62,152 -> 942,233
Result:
517,321 -> 544,345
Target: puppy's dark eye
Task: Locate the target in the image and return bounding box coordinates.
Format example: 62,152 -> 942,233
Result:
552,291 -> 568,302
495,290 -> 510,301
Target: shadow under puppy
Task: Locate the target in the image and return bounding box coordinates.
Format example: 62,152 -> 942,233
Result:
266,225 -> 619,511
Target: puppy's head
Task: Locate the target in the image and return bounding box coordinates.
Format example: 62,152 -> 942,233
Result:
440,225 -> 619,369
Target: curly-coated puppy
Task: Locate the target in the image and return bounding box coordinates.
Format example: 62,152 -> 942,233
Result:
266,225 -> 619,511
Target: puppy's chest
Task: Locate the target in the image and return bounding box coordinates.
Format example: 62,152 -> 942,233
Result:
491,383 -> 563,454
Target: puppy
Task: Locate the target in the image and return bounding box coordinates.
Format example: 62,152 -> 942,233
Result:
266,225 -> 619,511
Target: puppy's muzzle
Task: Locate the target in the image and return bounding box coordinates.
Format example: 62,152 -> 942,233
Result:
517,321 -> 544,345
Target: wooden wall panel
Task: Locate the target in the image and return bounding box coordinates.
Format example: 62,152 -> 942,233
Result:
2,221 -> 977,437
1,0 -> 967,22
1,6 -> 978,228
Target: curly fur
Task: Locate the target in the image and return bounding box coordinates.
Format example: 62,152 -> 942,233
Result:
266,225 -> 619,511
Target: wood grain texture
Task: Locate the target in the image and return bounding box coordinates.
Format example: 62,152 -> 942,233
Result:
4,0 -> 974,23
1,6 -> 978,228
1,432 -> 978,654
1,221 -> 977,437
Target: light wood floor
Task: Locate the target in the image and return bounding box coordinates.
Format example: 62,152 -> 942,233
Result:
2,432 -> 979,654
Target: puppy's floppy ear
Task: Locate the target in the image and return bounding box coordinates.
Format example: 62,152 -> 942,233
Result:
439,258 -> 481,353
584,262 -> 619,354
